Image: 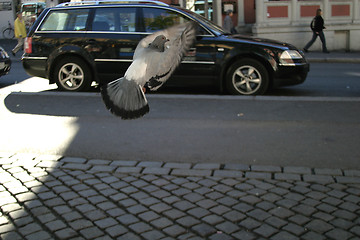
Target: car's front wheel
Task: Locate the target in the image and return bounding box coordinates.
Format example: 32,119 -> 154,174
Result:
54,57 -> 92,91
226,58 -> 269,95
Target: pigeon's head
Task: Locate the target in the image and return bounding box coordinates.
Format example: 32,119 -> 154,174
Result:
148,35 -> 169,52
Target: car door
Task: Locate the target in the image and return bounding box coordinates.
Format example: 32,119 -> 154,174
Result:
84,6 -> 142,83
140,6 -> 217,87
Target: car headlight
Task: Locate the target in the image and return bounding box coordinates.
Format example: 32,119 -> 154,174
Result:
279,50 -> 303,66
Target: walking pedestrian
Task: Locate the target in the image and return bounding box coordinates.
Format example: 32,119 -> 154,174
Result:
304,9 -> 329,53
223,9 -> 237,34
12,12 -> 27,56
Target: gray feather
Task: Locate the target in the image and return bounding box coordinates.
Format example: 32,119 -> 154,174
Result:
101,77 -> 149,119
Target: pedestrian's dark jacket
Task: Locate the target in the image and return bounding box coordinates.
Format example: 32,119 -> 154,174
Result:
312,15 -> 325,32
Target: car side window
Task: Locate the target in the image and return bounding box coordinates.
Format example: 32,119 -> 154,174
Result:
142,8 -> 189,32
115,7 -> 137,32
39,9 -> 90,31
92,8 -> 115,31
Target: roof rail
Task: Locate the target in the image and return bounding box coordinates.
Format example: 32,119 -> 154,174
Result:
56,0 -> 169,7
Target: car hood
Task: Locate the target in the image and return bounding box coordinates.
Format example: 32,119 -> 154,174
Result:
226,34 -> 297,50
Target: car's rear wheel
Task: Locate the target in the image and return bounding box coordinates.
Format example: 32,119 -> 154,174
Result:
226,58 -> 269,95
54,57 -> 92,91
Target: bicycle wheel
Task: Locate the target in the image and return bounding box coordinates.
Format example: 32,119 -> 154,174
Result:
2,28 -> 14,39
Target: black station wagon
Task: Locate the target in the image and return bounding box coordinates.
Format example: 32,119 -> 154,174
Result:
22,0 -> 309,95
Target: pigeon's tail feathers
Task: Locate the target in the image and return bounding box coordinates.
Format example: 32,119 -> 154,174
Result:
101,77 -> 149,119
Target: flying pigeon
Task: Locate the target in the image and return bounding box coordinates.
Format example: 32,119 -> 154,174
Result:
101,22 -> 196,119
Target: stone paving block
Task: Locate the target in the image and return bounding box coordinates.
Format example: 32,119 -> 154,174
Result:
60,157 -> 87,163
336,176 -> 360,184
314,168 -> 343,176
163,162 -> 192,169
80,226 -> 104,239
239,218 -> 261,230
129,222 -> 153,234
163,208 -> 186,220
115,167 -> 142,174
119,232 -> 141,240
137,161 -> 163,168
62,163 -> 91,171
94,217 -> 117,229
292,204 -> 317,216
270,231 -> 299,240
138,211 -> 160,222
254,223 -> 278,238
283,166 -> 311,174
26,230 -> 52,240
15,192 -> 37,202
142,167 -> 171,175
176,215 -> 201,228
330,218 -> 354,230
97,201 -> 117,211
251,165 -> 281,173
141,230 -> 165,239
0,231 -> 23,240
151,217 -> 173,229
283,223 -> 306,236
247,208 -> 271,221
223,163 -> 249,171
209,205 -> 230,215
127,204 -> 148,215
117,214 -> 139,225
305,219 -> 333,233
303,174 -> 335,183
0,223 -> 16,234
213,170 -> 243,178
216,222 -> 240,234
245,172 -> 272,179
110,160 -> 138,167
36,161 -> 62,168
84,209 -> 107,221
18,222 -> 42,235
188,207 -> 211,218
193,163 -> 220,170
274,173 -> 301,181
269,207 -> 294,219
105,224 -> 127,238
45,219 -> 67,232
325,228 -> 354,240
172,169 -> 212,177
201,214 -> 224,225
89,165 -> 116,172
163,224 -> 186,237
192,223 -> 217,237
343,169 -> 360,177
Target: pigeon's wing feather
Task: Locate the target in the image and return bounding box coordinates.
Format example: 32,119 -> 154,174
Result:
134,22 -> 196,90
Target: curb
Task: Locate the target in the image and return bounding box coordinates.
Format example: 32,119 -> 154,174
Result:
2,153 -> 360,184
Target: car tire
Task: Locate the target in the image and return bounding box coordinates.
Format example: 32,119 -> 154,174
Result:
54,57 -> 92,92
226,58 -> 269,95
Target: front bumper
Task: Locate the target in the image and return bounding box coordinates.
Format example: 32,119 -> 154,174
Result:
273,63 -> 310,87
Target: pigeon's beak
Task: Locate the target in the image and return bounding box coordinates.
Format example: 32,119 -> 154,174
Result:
166,39 -> 170,42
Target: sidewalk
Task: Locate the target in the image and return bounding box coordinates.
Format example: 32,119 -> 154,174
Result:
1,39 -> 360,63
1,152 -> 359,240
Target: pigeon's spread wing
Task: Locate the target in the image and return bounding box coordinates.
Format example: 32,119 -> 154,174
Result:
134,22 -> 196,90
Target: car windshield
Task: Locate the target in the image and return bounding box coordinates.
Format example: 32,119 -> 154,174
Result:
179,7 -> 227,36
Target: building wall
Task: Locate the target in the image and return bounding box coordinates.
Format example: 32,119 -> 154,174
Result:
251,0 -> 360,51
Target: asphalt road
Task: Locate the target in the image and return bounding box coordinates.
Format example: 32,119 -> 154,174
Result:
1,90 -> 359,169
0,61 -> 359,169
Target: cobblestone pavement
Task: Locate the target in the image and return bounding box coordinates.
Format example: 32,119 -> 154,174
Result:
1,153 -> 360,240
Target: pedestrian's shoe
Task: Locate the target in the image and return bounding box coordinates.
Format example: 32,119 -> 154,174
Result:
303,48 -> 308,53
11,51 -> 15,56
323,50 -> 330,54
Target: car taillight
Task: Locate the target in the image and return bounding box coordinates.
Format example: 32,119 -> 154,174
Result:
25,37 -> 32,54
